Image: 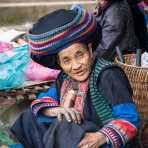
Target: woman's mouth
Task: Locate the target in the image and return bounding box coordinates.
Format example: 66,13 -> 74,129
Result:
74,70 -> 86,76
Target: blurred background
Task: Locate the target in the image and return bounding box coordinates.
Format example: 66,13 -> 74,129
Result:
0,0 -> 96,31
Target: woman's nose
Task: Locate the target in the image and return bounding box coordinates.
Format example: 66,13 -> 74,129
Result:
72,60 -> 81,70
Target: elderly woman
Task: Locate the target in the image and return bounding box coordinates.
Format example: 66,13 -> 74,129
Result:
11,6 -> 140,148
94,0 -> 139,60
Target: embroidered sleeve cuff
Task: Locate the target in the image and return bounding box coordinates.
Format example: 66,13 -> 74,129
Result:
99,119 -> 138,148
31,96 -> 59,115
100,126 -> 123,148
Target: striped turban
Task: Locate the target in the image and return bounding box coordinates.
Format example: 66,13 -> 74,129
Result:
28,6 -> 99,69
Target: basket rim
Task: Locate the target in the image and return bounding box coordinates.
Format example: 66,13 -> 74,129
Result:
115,54 -> 148,70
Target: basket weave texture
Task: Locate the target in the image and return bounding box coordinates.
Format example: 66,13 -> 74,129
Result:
115,54 -> 148,147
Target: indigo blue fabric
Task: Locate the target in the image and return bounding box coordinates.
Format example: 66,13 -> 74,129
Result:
9,144 -> 24,148
11,109 -> 110,148
113,103 -> 140,128
37,84 -> 59,101
33,67 -> 140,128
35,84 -> 59,123
0,45 -> 30,89
11,66 -> 140,147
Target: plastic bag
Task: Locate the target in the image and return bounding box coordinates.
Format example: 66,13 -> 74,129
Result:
24,60 -> 60,81
0,44 -> 30,90
141,52 -> 148,67
0,41 -> 13,53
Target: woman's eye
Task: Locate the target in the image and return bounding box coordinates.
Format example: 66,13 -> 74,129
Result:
76,52 -> 84,58
63,59 -> 70,64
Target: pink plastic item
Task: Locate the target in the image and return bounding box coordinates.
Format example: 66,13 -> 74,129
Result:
0,41 -> 13,53
25,60 -> 60,81
138,1 -> 148,8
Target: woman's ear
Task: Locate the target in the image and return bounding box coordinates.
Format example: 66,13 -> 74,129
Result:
56,54 -> 61,68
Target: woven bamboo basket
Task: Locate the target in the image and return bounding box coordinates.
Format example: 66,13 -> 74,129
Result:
115,54 -> 148,147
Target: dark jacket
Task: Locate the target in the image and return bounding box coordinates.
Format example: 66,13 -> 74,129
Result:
95,0 -> 139,60
128,3 -> 148,52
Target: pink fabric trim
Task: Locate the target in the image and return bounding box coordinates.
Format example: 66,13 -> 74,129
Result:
32,96 -> 58,104
31,96 -> 59,115
111,119 -> 137,140
31,96 -> 59,110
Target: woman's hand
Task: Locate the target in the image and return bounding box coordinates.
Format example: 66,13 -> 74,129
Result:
57,107 -> 82,124
78,132 -> 107,148
43,107 -> 81,124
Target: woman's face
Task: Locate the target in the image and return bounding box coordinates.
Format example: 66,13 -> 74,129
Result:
58,43 -> 92,82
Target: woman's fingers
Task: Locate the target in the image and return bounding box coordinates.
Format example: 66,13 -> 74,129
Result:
79,132 -> 107,148
79,145 -> 89,148
67,108 -> 81,124
57,112 -> 63,121
62,109 -> 72,122
75,111 -> 81,124
57,107 -> 81,124
57,107 -> 72,122
67,109 -> 78,123
78,142 -> 89,148
78,137 -> 88,147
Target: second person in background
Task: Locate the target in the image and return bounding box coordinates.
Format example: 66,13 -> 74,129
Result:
94,0 -> 139,60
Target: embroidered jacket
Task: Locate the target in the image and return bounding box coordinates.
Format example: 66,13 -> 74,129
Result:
31,58 -> 140,148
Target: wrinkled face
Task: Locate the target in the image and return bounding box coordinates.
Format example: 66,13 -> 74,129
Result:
58,43 -> 92,82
